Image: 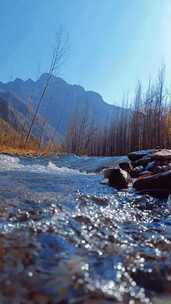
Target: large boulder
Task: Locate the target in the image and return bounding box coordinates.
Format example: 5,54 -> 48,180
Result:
133,170 -> 171,197
103,168 -> 131,189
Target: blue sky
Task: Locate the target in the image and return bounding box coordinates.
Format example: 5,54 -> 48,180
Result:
0,0 -> 171,105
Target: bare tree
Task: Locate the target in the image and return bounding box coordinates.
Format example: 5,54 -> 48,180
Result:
61,66 -> 171,156
64,103 -> 97,155
24,28 -> 68,146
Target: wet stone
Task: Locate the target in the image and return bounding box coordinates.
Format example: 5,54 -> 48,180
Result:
119,162 -> 132,173
133,156 -> 152,168
130,166 -> 144,178
131,268 -> 165,293
151,149 -> 171,161
103,168 -> 130,189
133,170 -> 171,197
128,149 -> 156,161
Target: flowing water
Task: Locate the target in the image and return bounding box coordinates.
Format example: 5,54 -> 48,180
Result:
0,154 -> 171,303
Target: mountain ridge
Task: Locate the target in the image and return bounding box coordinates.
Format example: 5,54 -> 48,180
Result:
1,74 -> 113,104
0,74 -> 124,135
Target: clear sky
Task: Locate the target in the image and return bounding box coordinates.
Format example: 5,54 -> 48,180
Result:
0,0 -> 171,105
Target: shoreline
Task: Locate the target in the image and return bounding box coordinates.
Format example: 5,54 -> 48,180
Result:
0,145 -> 58,158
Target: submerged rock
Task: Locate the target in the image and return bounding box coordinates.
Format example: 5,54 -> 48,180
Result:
131,268 -> 165,293
137,188 -> 171,198
103,167 -> 130,189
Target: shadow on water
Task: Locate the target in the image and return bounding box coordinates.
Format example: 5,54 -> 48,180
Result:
0,154 -> 171,303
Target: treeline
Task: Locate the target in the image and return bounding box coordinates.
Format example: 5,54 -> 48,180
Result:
0,115 -> 60,155
1,66 -> 170,156
63,67 -> 171,156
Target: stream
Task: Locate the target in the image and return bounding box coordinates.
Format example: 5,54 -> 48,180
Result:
0,154 -> 171,303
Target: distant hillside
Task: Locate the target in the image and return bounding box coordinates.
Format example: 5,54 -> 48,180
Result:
0,74 -> 124,135
0,91 -> 59,143
0,118 -> 21,145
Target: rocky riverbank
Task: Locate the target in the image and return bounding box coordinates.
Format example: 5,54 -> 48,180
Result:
104,149 -> 171,198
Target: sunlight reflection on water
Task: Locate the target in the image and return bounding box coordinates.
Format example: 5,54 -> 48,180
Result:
0,154 -> 170,303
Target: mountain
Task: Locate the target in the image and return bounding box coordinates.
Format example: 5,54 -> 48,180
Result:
0,91 -> 58,143
0,74 -> 124,135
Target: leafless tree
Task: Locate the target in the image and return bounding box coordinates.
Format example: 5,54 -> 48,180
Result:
61,66 -> 171,156
24,28 -> 68,146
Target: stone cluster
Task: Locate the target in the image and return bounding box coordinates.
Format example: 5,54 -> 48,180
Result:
103,149 -> 171,198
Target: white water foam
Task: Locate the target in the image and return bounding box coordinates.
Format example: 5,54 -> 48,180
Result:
0,155 -> 89,175
0,154 -> 20,170
47,161 -> 86,175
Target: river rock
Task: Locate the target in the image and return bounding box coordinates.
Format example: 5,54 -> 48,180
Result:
119,162 -> 132,173
137,188 -> 170,198
151,149 -> 171,161
138,170 -> 153,178
130,166 -> 144,178
103,167 -> 130,189
133,156 -> 152,168
133,170 -> 171,196
144,161 -> 164,174
145,161 -> 156,172
147,163 -> 171,174
128,149 -> 156,162
131,268 -> 165,293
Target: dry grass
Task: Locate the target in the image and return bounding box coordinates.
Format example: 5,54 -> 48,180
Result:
0,145 -> 50,157
0,119 -> 60,157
